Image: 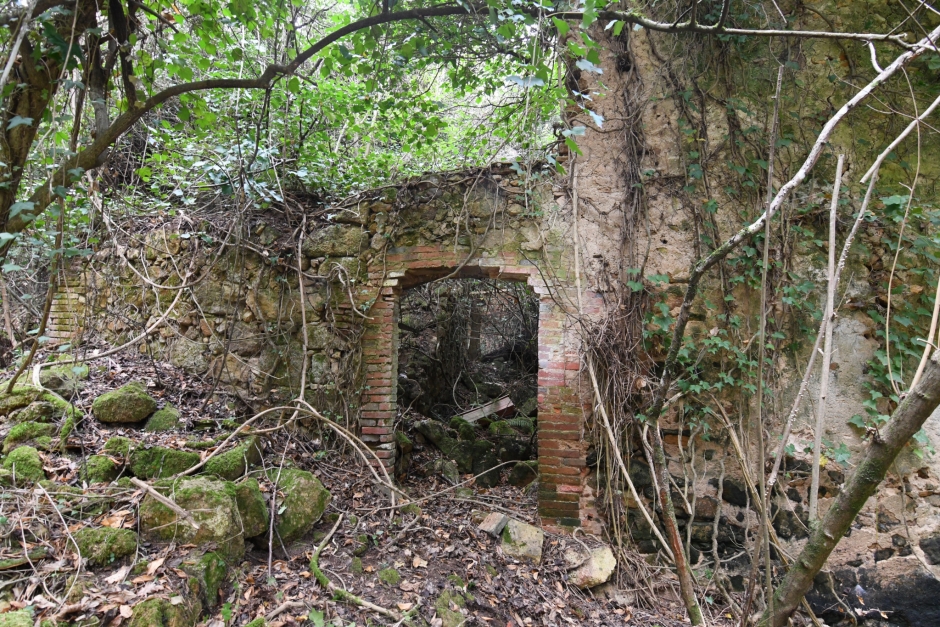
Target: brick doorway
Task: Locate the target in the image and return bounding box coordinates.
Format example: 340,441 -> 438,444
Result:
361,249 -> 593,529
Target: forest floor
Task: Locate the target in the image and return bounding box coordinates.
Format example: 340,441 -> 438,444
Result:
0,347 -> 739,627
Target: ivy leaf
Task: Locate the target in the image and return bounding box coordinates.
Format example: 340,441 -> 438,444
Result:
564,137 -> 582,156
588,110 -> 604,128
8,201 -> 34,218
575,58 -> 603,74
505,75 -> 545,88
6,116 -> 33,130
552,17 -> 569,37
582,0 -> 597,29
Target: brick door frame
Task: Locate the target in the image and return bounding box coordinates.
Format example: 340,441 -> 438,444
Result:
360,246 -> 598,530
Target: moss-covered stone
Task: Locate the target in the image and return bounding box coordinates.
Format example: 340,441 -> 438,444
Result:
0,610 -> 33,627
508,460 -> 538,487
435,589 -> 467,627
378,567 -> 401,586
2,445 -> 44,483
144,405 -> 181,432
103,436 -> 134,457
182,551 -> 227,608
129,446 -> 200,479
80,455 -> 120,484
12,401 -> 56,423
234,477 -> 269,538
449,416 -> 476,441
127,597 -> 199,627
3,421 -> 56,453
205,436 -> 262,481
74,527 -> 138,567
139,476 -> 245,560
39,361 -> 89,395
92,382 -> 157,423
265,467 -> 331,543
0,385 -> 44,416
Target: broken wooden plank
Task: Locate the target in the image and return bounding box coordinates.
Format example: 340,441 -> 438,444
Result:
457,396 -> 514,424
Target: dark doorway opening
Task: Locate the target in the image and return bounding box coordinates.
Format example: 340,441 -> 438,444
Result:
396,278 -> 539,486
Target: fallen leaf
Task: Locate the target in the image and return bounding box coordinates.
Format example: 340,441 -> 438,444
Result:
397,602 -> 413,611
412,556 -> 428,569
173,569 -> 189,578
400,580 -> 419,592
119,605 -> 133,618
147,558 -> 166,575
169,596 -> 184,606
131,575 -> 154,584
105,566 -> 130,584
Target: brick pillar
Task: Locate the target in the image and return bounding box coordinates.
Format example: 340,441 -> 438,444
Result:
359,279 -> 400,470
535,291 -> 590,529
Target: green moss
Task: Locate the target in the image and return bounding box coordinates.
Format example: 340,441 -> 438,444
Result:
0,385 -> 43,415
205,436 -> 262,481
126,597 -> 198,627
92,382 -> 157,424
244,619 -> 266,627
39,361 -> 89,395
144,406 -> 181,432
449,416 -> 476,441
351,557 -> 363,574
183,551 -> 227,608
400,503 -> 422,517
129,446 -> 200,479
0,610 -> 33,627
103,436 -> 134,457
3,421 -> 56,453
265,468 -> 330,542
74,527 -> 138,567
2,446 -> 44,483
485,564 -> 498,576
447,574 -> 466,588
58,410 -> 76,450
81,455 -> 120,484
378,567 -> 401,586
435,589 -> 467,627
234,477 -> 269,538
131,560 -> 150,577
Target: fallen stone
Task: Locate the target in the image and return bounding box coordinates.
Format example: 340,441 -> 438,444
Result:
74,527 -> 138,567
234,477 -> 269,538
564,545 -> 617,589
479,512 -> 509,536
205,436 -> 262,481
92,382 -> 157,423
80,455 -> 120,484
144,405 -> 181,432
501,519 -> 543,564
508,460 -> 538,487
129,446 -> 200,479
127,596 -> 200,627
39,361 -> 89,394
2,445 -> 44,484
2,420 -> 56,453
182,551 -> 227,608
265,467 -> 331,542
139,476 -> 245,560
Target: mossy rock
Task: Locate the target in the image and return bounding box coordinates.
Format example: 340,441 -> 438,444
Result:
351,556 -> 363,574
80,455 -> 120,484
0,611 -> 33,627
129,446 -> 200,479
74,527 -> 138,567
12,401 -> 57,423
265,467 -> 331,543
3,421 -> 57,453
395,430 -> 413,453
205,436 -> 262,481
182,551 -> 228,608
144,405 -> 181,432
0,385 -> 45,415
449,416 -> 476,441
103,436 -> 134,457
508,460 -> 538,487
92,382 -> 157,423
127,597 -> 199,627
435,589 -> 467,627
139,476 -> 245,560
39,361 -> 89,395
2,445 -> 44,484
378,567 -> 401,586
234,477 -> 269,538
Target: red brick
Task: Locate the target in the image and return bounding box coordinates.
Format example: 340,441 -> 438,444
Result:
361,426 -> 391,435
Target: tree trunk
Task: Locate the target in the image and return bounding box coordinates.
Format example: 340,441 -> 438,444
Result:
760,348 -> 940,627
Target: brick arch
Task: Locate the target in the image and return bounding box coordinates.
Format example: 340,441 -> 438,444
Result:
360,243 -> 601,530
